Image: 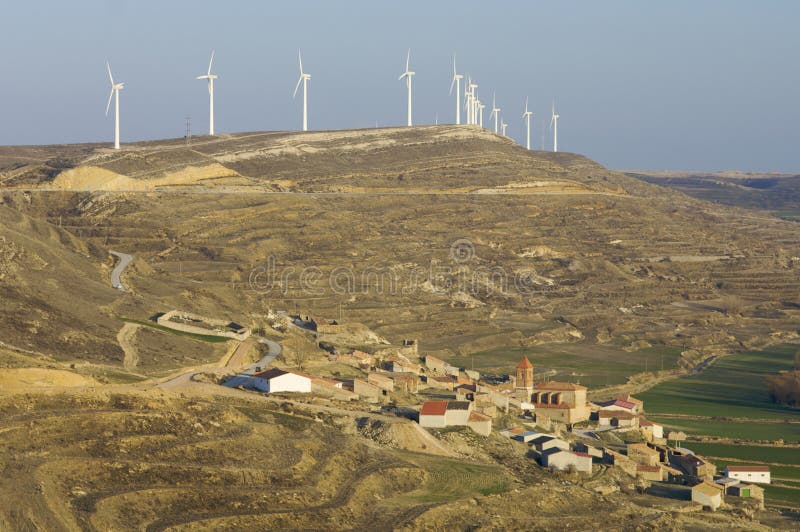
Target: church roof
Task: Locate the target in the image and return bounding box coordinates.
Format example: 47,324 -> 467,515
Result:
516,356 -> 533,369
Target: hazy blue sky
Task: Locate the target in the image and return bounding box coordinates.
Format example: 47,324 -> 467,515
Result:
2,1 -> 798,171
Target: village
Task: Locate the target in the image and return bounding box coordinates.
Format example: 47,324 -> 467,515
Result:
213,312 -> 773,515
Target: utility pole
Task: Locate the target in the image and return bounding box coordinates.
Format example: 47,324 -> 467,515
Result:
185,115 -> 191,145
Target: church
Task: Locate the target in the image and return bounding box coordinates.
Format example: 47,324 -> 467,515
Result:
514,356 -> 590,424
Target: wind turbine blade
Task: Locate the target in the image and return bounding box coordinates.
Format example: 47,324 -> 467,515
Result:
106,62 -> 114,85
105,88 -> 114,115
449,76 -> 456,95
292,76 -> 303,98
406,49 -> 410,72
298,49 -> 304,75
208,50 -> 215,76
453,53 -> 457,76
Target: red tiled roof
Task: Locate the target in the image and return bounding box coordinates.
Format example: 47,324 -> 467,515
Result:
638,417 -> 658,426
573,452 -> 592,458
516,356 -> 533,369
420,400 -> 448,416
726,465 -> 770,473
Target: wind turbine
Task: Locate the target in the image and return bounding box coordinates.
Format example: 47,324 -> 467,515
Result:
105,62 -> 124,150
470,82 -> 478,124
293,49 -> 312,131
550,100 -> 560,152
197,51 -> 218,135
490,92 -> 501,134
450,55 -> 463,125
523,97 -> 533,150
478,101 -> 485,128
501,120 -> 508,137
464,77 -> 473,125
399,49 -> 415,127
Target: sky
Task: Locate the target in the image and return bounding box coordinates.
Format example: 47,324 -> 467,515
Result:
2,1 -> 799,172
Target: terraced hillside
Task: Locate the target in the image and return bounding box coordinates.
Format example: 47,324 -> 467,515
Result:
1,126 -> 798,383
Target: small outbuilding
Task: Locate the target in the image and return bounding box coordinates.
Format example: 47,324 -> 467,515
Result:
252,368 -> 311,394
542,449 -> 593,473
691,481 -> 723,511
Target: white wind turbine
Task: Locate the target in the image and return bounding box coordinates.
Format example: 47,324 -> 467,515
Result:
550,100 -> 560,152
490,92 -> 501,134
197,51 -> 218,135
470,82 -> 478,124
293,49 -> 312,131
450,55 -> 463,125
105,62 -> 124,150
501,120 -> 508,137
478,101 -> 485,128
399,49 -> 415,127
523,97 -> 533,150
464,77 -> 473,125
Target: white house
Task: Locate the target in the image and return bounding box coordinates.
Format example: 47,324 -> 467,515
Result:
252,368 -> 311,393
724,465 -> 771,484
638,417 -> 664,440
691,482 -> 723,511
541,449 -> 593,473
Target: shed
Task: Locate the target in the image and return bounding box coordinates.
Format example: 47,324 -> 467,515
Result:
691,482 -> 723,511
252,368 -> 311,393
542,449 -> 592,473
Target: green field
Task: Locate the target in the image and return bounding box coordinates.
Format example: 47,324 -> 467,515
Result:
764,485 -> 800,506
651,418 -> 800,442
121,318 -> 231,343
449,344 -> 681,388
685,442 -> 800,466
639,345 -> 799,421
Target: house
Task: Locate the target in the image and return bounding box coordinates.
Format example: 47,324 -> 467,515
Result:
724,465 -> 771,484
598,409 -> 638,428
541,449 -> 593,473
367,372 -> 394,392
638,417 -> 664,441
444,365 -> 461,377
636,464 -> 665,481
444,401 -> 472,425
427,375 -> 456,390
467,411 -> 492,436
594,398 -> 640,415
418,400 -> 488,436
251,368 -> 311,393
616,394 -> 644,412
424,355 -> 447,375
529,381 -> 590,424
728,483 -> 765,502
627,443 -> 661,467
531,435 -> 570,453
390,372 -> 419,393
419,400 -> 449,428
512,431 -> 541,443
691,481 -> 723,511
353,379 -> 386,402
384,357 -> 421,375
670,451 -> 715,480
572,441 -> 603,459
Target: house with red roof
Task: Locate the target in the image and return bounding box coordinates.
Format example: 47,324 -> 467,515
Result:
418,400 -> 490,436
724,465 -> 771,484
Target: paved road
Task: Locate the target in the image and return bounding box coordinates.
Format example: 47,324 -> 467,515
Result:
109,251 -> 134,291
222,337 -> 282,389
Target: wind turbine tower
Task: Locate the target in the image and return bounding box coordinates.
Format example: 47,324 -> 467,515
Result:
105,62 -> 124,150
501,120 -> 508,137
197,51 -> 218,135
523,97 -> 533,150
478,101 -> 485,128
550,100 -> 560,152
399,49 -> 416,127
467,80 -> 478,124
293,49 -> 312,131
464,77 -> 473,125
490,92 -> 501,134
450,55 -> 463,125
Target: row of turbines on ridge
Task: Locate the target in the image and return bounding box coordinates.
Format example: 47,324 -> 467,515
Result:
105,50 -> 562,152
